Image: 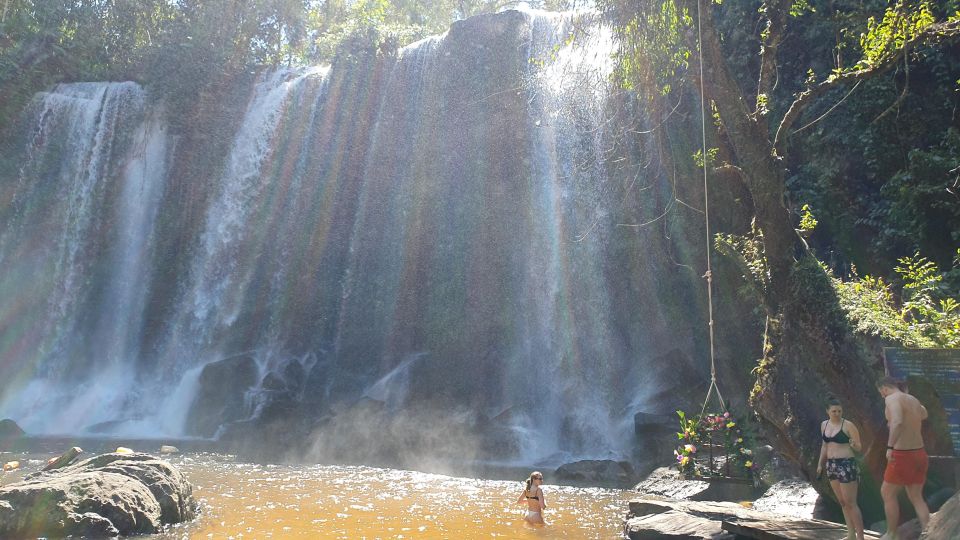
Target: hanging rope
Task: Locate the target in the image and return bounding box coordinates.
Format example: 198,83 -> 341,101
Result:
696,0 -> 726,419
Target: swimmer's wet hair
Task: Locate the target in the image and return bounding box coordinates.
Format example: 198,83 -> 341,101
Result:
877,376 -> 901,389
524,471 -> 542,492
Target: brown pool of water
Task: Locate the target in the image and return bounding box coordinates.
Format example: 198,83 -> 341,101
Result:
146,453 -> 632,539
0,451 -> 632,538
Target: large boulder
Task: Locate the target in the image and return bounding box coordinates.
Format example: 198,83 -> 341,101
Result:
634,466 -> 711,500
186,355 -> 258,437
633,466 -> 760,502
0,419 -> 25,451
624,510 -> 734,539
0,452 -> 194,538
218,396 -> 311,462
633,411 -> 681,476
921,489 -> 960,539
0,419 -> 24,439
751,479 -> 822,519
625,497 -> 883,540
625,499 -> 752,540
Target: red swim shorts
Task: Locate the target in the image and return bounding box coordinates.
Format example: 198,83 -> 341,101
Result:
884,448 -> 929,485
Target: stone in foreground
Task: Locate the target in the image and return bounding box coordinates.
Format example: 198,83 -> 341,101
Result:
627,497 -> 884,540
624,510 -> 735,539
0,452 -> 194,538
921,488 -> 960,539
751,479 -> 822,519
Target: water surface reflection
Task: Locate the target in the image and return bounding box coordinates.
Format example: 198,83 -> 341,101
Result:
152,454 -> 630,539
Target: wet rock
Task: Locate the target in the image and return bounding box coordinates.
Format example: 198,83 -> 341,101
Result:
752,445 -> 804,487
472,408 -> 521,460
42,446 -> 83,471
633,466 -> 760,502
926,486 -> 955,513
634,467 -> 711,500
624,510 -> 734,539
159,445 -> 180,454
634,411 -> 677,437
0,452 -> 194,538
282,360 -> 307,392
0,419 -> 25,439
751,479 -> 821,519
895,518 -> 922,540
625,498 -> 753,539
922,489 -> 960,539
187,354 -> 258,437
625,497 -> 878,540
554,459 -> 635,488
85,418 -> 138,433
633,412 -> 681,475
218,395 -> 314,462
260,371 -> 288,391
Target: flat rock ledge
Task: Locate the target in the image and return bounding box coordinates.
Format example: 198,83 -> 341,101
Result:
0,452 -> 195,538
921,489 -> 960,539
624,498 -> 885,540
750,479 -> 822,519
633,466 -> 759,502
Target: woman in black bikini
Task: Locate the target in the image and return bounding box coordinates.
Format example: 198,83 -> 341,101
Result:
817,397 -> 865,540
516,471 -> 546,524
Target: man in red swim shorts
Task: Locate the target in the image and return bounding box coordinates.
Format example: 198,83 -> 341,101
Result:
877,376 -> 930,540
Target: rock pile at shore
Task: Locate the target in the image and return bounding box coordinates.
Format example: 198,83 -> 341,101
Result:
624,465 -> 959,539
0,452 -> 195,537
922,489 -> 960,539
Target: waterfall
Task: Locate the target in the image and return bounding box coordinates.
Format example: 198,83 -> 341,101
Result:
164,67 -> 330,365
516,8 -> 621,458
0,9 -> 709,462
0,82 -> 169,433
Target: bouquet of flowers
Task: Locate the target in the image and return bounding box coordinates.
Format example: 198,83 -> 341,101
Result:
675,410 -> 756,478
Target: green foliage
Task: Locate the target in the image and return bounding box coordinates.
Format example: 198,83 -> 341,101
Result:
788,45 -> 960,275
857,1 -> 935,71
756,92 -> 769,116
308,0 -> 434,63
870,128 -> 960,251
603,0 -> 691,95
798,204 -> 818,233
715,222 -> 769,302
789,0 -> 815,18
0,0 -> 526,133
692,147 -> 718,169
834,251 -> 960,347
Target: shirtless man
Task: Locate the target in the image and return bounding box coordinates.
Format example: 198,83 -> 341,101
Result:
877,376 -> 930,539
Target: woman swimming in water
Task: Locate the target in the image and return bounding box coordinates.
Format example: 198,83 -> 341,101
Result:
516,471 -> 546,524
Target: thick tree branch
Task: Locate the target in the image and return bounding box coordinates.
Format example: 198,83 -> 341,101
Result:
687,0 -> 800,310
774,18 -> 960,153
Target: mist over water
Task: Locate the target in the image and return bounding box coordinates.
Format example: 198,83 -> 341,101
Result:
0,8 -> 708,465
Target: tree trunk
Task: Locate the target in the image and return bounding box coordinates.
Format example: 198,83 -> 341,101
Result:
685,0 -> 891,517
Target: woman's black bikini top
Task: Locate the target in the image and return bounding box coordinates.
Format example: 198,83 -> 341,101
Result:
822,419 -> 851,444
